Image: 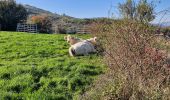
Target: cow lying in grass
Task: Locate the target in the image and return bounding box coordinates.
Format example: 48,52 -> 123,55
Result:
69,40 -> 96,56
64,35 -> 97,56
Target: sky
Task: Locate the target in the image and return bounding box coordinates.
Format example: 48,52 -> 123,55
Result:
15,0 -> 170,23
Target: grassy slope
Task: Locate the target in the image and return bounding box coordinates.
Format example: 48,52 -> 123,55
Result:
0,31 -> 106,99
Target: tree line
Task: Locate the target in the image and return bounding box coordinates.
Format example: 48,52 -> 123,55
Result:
0,0 -> 52,33
0,0 -> 27,31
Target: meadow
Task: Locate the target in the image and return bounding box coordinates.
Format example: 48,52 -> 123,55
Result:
0,31 -> 106,99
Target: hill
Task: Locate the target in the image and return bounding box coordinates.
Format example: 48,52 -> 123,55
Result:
152,21 -> 170,27
24,4 -> 75,19
23,4 -> 107,25
24,5 -> 57,16
0,31 -> 105,99
160,21 -> 170,27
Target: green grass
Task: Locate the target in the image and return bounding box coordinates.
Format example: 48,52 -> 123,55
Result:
0,31 -> 106,100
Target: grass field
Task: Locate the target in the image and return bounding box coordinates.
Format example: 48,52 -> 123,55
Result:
0,31 -> 106,99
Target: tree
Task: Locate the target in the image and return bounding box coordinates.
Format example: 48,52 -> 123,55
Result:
136,0 -> 155,23
118,0 -> 136,19
118,0 -> 155,23
31,15 -> 53,33
0,0 -> 28,31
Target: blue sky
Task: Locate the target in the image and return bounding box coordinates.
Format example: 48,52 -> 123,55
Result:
16,0 -> 170,23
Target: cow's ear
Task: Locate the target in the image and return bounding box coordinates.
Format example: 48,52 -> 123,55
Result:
64,36 -> 67,40
94,37 -> 97,42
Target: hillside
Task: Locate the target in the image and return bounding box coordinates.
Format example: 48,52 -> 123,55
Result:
24,5 -> 56,15
0,31 -> 106,99
24,4 -> 75,19
23,4 -> 107,25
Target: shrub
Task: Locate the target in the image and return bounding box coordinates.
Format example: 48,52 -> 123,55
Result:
82,19 -> 170,99
57,26 -> 67,34
30,15 -> 53,33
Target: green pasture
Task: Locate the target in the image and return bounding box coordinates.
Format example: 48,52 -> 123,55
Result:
0,31 -> 106,99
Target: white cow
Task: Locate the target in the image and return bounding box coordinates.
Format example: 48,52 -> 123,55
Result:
69,40 -> 96,56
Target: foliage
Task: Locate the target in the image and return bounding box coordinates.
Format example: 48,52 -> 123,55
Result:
31,15 -> 53,33
136,0 -> 155,23
0,31 -> 106,99
0,0 -> 28,31
57,26 -> 68,34
81,20 -> 170,100
118,0 -> 136,20
160,27 -> 170,37
118,0 -> 155,23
